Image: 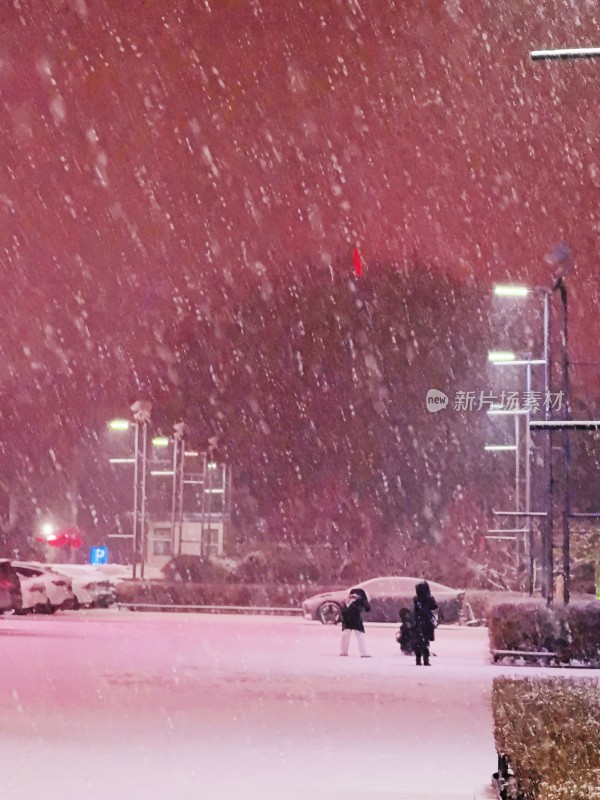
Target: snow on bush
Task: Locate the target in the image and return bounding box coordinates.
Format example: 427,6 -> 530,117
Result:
492,677 -> 600,800
488,600 -> 600,665
116,580 -> 329,609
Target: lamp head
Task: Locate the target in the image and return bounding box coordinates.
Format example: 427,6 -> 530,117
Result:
130,400 -> 152,422
545,242 -> 572,283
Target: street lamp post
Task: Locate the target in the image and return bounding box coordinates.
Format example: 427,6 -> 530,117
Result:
493,255 -> 571,605
107,418 -> 137,569
171,422 -> 186,557
132,420 -> 140,578
488,350 -> 544,595
492,287 -> 552,598
131,400 -> 152,580
557,277 -> 571,604
529,44 -> 585,601
546,243 -> 572,605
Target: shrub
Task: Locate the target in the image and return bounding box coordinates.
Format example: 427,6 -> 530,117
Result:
565,601 -> 600,664
488,600 -> 600,665
492,677 -> 600,800
161,555 -> 233,584
269,552 -> 320,584
488,602 -> 561,653
465,590 -> 536,622
571,560 -> 597,595
233,550 -> 320,584
116,581 -> 333,610
235,553 -> 270,583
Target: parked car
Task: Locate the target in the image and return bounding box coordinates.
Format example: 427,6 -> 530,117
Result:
0,559 -> 22,614
14,570 -> 50,614
36,564 -> 116,608
302,576 -> 471,624
13,562 -> 76,612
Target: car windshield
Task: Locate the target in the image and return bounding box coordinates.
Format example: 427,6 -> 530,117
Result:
15,567 -> 39,578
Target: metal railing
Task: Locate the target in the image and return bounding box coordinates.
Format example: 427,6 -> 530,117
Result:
117,602 -> 303,615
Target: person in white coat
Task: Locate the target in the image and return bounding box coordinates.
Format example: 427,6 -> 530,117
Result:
339,587 -> 371,657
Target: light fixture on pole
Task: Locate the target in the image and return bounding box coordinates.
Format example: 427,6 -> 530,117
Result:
493,285 -> 530,298
108,419 -> 130,432
488,351 -> 517,363
531,47 -> 600,61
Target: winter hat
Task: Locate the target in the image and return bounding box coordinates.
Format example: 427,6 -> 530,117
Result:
350,587 -> 370,604
415,581 -> 431,601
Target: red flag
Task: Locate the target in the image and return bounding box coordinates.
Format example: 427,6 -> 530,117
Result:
353,247 -> 363,277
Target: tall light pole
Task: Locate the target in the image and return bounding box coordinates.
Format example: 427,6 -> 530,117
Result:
546,244 -> 572,604
529,42 -> 588,602
107,418 -> 136,568
131,400 -> 152,580
488,353 -> 543,595
171,422 -> 186,557
492,287 -> 553,598
493,255 -> 572,605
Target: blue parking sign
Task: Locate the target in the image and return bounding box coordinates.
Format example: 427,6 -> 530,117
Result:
90,546 -> 108,565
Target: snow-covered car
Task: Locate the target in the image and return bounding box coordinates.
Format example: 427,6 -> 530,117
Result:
13,562 -> 76,612
302,576 -> 470,625
0,559 -> 22,613
14,571 -> 50,614
39,564 -> 116,608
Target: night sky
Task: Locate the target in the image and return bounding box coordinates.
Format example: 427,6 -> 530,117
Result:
2,2 -> 600,290
1,0 -> 600,553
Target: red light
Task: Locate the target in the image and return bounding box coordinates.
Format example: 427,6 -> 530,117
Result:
353,247 -> 363,277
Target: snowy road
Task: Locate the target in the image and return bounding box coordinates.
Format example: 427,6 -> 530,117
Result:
1,612 -> 595,800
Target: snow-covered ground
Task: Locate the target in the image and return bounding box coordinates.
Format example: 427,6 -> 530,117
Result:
0,612 -> 595,800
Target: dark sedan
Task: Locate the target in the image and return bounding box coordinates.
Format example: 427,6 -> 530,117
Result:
302,576 -> 470,624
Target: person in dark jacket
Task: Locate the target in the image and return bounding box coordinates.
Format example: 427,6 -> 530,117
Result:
339,587 -> 371,657
397,607 -> 415,655
413,581 -> 438,666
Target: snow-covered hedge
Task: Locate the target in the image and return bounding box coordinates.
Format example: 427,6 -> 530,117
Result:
116,580 -> 330,609
488,600 -> 600,665
466,590 -> 540,623
492,677 -> 600,800
567,601 -> 600,664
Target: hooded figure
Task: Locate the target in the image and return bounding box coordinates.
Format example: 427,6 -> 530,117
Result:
397,607 -> 415,655
339,587 -> 371,657
412,581 -> 438,666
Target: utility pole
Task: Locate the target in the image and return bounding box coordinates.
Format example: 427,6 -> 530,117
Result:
130,400 -> 152,580
531,43 -> 596,602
